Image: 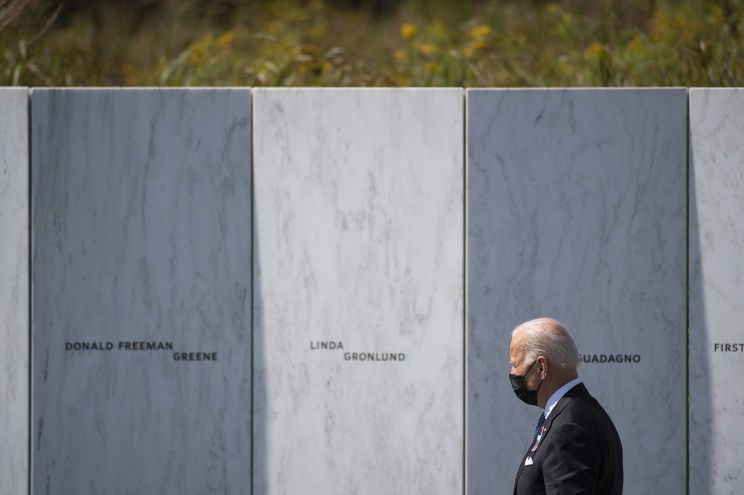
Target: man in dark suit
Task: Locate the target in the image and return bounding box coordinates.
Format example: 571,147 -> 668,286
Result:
509,318 -> 623,494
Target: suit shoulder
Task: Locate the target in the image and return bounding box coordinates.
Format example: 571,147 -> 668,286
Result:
555,395 -> 619,434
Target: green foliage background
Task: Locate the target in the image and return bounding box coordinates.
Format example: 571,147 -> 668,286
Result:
1,0 -> 742,87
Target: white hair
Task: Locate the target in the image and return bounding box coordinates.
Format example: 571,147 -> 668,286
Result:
512,317 -> 580,368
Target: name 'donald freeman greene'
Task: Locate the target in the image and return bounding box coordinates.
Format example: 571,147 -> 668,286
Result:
64,341 -> 218,361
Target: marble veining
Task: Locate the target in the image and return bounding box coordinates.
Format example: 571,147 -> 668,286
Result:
467,89 -> 687,495
689,88 -> 744,495
32,89 -> 252,494
253,89 -> 464,494
0,88 -> 29,495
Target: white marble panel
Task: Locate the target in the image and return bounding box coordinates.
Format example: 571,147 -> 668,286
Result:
32,89 -> 252,494
468,89 -> 687,495
689,88 -> 744,495
253,89 -> 464,494
0,88 -> 29,495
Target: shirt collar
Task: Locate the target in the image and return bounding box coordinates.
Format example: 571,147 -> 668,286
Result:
545,377 -> 582,418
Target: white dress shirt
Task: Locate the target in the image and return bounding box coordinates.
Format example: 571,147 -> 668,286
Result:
545,377 -> 582,418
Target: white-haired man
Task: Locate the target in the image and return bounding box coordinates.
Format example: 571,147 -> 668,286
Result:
509,317 -> 623,494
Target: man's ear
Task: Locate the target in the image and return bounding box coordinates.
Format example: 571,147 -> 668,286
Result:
537,355 -> 548,378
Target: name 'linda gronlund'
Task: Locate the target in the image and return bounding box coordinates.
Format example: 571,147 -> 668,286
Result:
309,341 -> 406,362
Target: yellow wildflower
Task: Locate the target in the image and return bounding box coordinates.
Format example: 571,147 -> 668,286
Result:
583,41 -> 606,60
301,43 -> 319,56
394,49 -> 407,61
424,62 -> 442,74
401,23 -> 417,40
558,61 -> 575,77
469,38 -> 489,51
189,34 -> 214,65
468,25 -> 492,39
217,31 -> 236,49
189,47 -> 204,65
419,43 -> 435,56
628,35 -> 646,57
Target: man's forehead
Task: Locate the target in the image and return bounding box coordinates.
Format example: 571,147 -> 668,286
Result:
510,332 -> 525,350
509,336 -> 525,361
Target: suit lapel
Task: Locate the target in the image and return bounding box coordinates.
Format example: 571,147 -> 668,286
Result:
541,383 -> 589,436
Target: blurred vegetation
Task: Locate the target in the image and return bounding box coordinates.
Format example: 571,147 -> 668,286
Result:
1,0 -> 742,87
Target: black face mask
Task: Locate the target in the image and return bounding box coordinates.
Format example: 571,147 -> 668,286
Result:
509,360 -> 543,406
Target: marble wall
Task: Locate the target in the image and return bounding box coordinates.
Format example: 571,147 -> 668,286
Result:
253,89 -> 464,494
10,87 -> 744,493
689,88 -> 744,495
0,88 -> 29,495
467,89 -> 688,495
31,89 -> 252,494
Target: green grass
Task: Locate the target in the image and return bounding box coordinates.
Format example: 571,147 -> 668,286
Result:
1,0 -> 742,87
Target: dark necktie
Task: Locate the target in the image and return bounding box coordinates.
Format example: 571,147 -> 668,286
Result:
532,412 -> 546,443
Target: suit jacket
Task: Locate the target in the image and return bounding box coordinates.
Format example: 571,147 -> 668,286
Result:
513,383 -> 623,495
